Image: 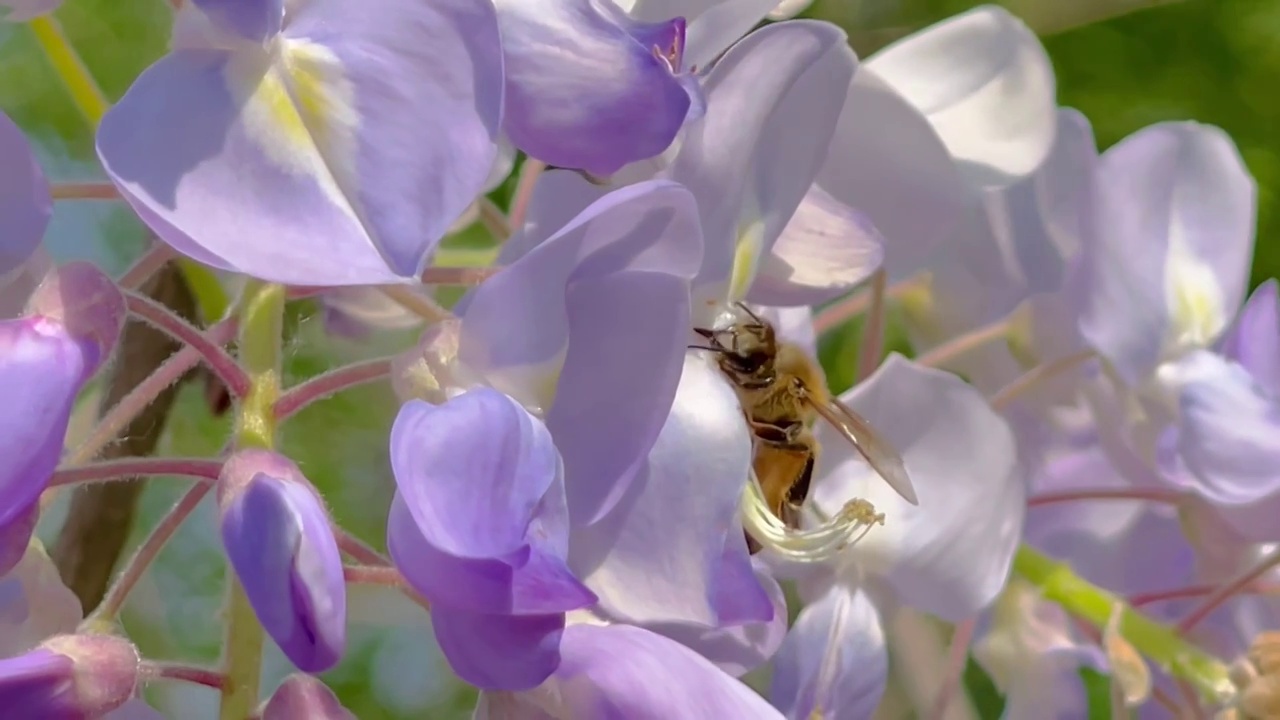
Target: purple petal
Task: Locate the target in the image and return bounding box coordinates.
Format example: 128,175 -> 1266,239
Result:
0,648 -> 78,717
746,185 -> 884,307
1076,122 -> 1256,384
460,181 -> 703,524
816,67 -> 967,281
497,170 -> 609,265
814,355 -> 1024,619
431,606 -> 564,691
866,5 -> 1056,184
218,454 -> 346,673
496,0 -> 691,176
387,391 -> 595,615
262,674 -> 356,720
0,248 -> 49,321
571,356 -> 766,627
192,0 -> 282,42
0,111 -> 49,278
1221,280 -> 1280,395
0,500 -> 37,577
1163,351 -> 1280,540
99,0 -> 503,285
0,317 -> 98,528
646,558 -> 788,677
545,624 -> 784,718
669,20 -> 855,306
682,0 -> 779,70
770,584 -> 887,720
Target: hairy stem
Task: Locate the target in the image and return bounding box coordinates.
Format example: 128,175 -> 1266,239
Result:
509,158 -> 547,230
915,318 -> 1011,370
125,291 -> 250,396
379,285 -> 451,323
333,526 -> 390,566
220,281 -> 286,720
1178,547 -> 1280,633
117,244 -> 176,290
86,481 -> 212,625
50,182 -> 120,200
420,266 -> 503,286
274,357 -> 392,421
51,457 -> 222,488
1013,545 -> 1235,703
929,618 -> 976,720
989,350 -> 1097,411
144,662 -> 228,691
1027,488 -> 1185,508
52,265 -> 201,613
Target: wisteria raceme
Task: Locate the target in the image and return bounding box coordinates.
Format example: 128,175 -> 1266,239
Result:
1,0 -> 1277,718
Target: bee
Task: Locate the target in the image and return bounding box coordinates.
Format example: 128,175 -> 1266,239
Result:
693,304 -> 917,550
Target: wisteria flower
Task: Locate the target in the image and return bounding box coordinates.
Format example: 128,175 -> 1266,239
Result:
770,356 -> 1025,714
97,0 -> 504,286
0,110 -> 50,280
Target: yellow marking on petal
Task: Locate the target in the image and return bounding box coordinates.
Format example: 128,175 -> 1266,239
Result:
1165,251 -> 1226,354
728,220 -> 766,302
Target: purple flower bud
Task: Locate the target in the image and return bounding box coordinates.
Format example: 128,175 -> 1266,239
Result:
218,450 -> 347,673
260,674 -> 356,720
0,634 -> 140,719
0,264 -> 126,529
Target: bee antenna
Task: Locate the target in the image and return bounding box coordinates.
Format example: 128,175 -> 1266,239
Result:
735,302 -> 765,325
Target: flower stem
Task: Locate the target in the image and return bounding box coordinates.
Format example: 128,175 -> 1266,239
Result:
86,481 -> 212,625
65,318 -> 238,466
51,457 -> 222,488
930,618 -> 976,720
220,281 -> 286,720
50,182 -> 120,200
274,357 -> 392,421
509,158 -> 547,230
125,292 -> 250,396
1178,546 -> 1280,633
812,274 -> 927,335
989,350 -> 1097,411
420,266 -> 503,286
1012,545 -> 1235,703
914,318 -> 1011,370
117,244 -> 176,290
144,661 -> 228,690
28,15 -> 108,126
379,285 -> 451,323
1027,488 -> 1185,508
476,196 -> 512,241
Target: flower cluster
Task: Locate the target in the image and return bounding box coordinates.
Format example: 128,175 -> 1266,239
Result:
0,0 -> 1275,718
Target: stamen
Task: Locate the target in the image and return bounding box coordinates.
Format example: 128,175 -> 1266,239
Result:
740,471 -> 883,563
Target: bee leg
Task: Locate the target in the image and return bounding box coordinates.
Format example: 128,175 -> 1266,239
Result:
781,453 -> 816,529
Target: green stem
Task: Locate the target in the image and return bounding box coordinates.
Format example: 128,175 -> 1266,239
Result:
219,281 -> 285,720
1012,545 -> 1236,704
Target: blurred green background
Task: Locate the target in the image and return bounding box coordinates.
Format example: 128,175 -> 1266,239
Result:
2,0 -> 1274,717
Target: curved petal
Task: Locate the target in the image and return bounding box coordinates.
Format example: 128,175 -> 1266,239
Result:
817,67 -> 968,280
646,559 -> 788,677
387,392 -> 594,615
1076,122 -> 1256,383
460,181 -> 703,524
261,674 -> 356,720
746,185 -> 884,307
99,0 -> 504,285
192,0 -> 282,43
431,606 -> 564,691
496,0 -> 690,176
543,624 -> 785,718
1221,280 -> 1280,395
571,355 -> 766,627
813,355 -> 1024,619
668,19 -> 856,307
682,0 -> 780,70
0,111 -> 49,277
497,170 -> 609,265
1162,351 -> 1280,539
0,541 -> 81,658
770,583 -> 887,720
867,5 -> 1056,185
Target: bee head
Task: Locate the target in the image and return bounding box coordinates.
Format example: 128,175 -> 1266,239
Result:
692,309 -> 777,385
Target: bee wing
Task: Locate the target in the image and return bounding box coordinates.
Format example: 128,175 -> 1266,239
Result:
809,395 -> 919,506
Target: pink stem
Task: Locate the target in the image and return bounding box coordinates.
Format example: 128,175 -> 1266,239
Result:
50,457 -> 222,487
124,292 -> 250,396
49,182 -> 119,200
508,158 -> 547,230
915,318 -> 1010,369
144,661 -> 227,690
988,350 -> 1096,411
929,618 -> 976,720
476,196 -> 512,241
274,358 -> 392,421
1178,547 -> 1280,632
67,317 -> 238,465
420,266 -> 503,286
88,481 -> 212,622
1027,488 -> 1185,508
1129,582 -> 1280,607
117,244 -> 176,290
855,269 -> 887,383
812,275 -> 924,335
333,526 -> 390,566
344,564 -> 431,611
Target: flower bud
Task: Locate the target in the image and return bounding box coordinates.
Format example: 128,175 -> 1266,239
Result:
0,263 -> 126,529
261,674 -> 356,720
0,633 -> 140,719
0,109 -> 50,278
218,450 -> 347,673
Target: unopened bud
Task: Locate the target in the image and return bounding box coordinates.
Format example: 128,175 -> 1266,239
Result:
218,450 -> 347,673
1103,603 -> 1151,708
261,674 -> 356,720
0,633 -> 140,718
24,262 -> 126,375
